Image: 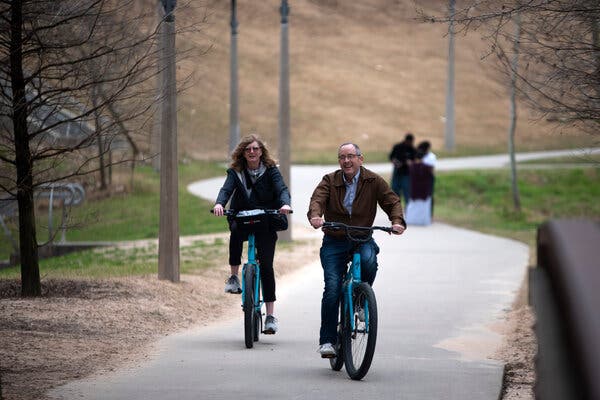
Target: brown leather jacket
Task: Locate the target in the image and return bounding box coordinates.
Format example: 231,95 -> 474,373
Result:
307,166 -> 405,237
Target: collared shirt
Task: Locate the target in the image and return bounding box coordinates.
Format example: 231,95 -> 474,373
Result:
343,170 -> 360,215
307,166 -> 405,236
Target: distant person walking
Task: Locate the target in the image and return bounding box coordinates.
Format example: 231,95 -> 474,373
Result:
417,141 -> 436,218
419,141 -> 437,169
405,150 -> 433,226
389,133 -> 416,205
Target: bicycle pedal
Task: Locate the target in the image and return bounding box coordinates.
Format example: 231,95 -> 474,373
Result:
262,329 -> 276,335
321,354 -> 336,359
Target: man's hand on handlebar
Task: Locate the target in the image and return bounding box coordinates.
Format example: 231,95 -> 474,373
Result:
279,204 -> 292,215
310,216 -> 324,229
391,224 -> 405,235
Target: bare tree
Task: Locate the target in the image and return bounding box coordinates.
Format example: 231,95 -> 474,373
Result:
423,0 -> 600,138
420,0 -> 599,213
508,9 -> 521,211
0,0 -> 177,296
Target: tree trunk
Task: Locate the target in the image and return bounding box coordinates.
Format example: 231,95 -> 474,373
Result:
10,1 -> 41,296
97,129 -> 107,190
593,17 -> 599,100
92,86 -> 107,190
508,10 -> 521,212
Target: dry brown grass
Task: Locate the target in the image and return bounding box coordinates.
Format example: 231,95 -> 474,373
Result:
175,0 -> 591,162
0,234 -> 321,400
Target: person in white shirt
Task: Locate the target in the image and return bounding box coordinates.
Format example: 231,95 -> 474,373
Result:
419,140 -> 437,168
417,141 -> 436,218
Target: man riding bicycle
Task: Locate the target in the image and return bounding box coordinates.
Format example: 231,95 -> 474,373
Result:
307,142 -> 406,357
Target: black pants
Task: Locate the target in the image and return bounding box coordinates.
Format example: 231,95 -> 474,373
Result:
229,229 -> 278,302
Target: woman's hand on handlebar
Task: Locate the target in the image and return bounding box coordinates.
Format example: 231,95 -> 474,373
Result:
279,204 -> 292,215
213,204 -> 224,217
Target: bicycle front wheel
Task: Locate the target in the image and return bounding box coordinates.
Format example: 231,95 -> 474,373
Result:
253,309 -> 261,342
343,282 -> 378,380
243,264 -> 256,349
329,320 -> 344,371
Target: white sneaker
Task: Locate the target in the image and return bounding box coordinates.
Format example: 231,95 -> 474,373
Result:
318,343 -> 336,358
264,315 -> 278,334
224,275 -> 241,294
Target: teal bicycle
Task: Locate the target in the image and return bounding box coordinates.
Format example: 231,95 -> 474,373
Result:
322,221 -> 393,380
217,208 -> 290,348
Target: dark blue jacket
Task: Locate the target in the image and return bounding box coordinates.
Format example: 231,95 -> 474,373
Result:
215,166 -> 291,211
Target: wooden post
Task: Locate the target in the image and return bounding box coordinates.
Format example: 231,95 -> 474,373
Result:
229,0 -> 240,155
158,3 -> 180,282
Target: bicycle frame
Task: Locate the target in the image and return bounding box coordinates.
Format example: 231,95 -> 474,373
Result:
343,251 -> 368,332
323,222 -> 392,336
241,233 -> 262,317
323,221 -> 392,380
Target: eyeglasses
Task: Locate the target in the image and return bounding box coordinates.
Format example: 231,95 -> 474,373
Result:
338,154 -> 358,161
245,146 -> 261,153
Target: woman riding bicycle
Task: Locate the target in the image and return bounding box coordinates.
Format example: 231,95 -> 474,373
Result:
213,134 -> 292,334
307,142 -> 406,357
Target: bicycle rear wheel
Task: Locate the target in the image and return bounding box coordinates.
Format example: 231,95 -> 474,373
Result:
243,264 -> 256,349
343,282 -> 378,380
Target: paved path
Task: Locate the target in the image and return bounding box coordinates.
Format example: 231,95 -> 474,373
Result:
188,147 -> 600,237
50,150 -> 578,400
50,222 -> 526,400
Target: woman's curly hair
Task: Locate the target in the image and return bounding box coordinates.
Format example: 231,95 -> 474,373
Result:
230,134 -> 277,171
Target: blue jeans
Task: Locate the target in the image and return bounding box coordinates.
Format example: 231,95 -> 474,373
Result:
319,235 -> 380,345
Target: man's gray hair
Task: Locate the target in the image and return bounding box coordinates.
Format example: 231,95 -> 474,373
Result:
338,142 -> 362,156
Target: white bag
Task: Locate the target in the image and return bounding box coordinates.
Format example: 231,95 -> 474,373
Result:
405,197 -> 432,226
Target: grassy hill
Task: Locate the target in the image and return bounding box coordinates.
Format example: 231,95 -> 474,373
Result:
174,0 -> 592,163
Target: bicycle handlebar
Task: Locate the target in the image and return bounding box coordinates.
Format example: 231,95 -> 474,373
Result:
322,221 -> 393,243
211,208 -> 293,217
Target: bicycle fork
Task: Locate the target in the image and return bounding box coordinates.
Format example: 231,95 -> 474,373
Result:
344,253 -> 370,334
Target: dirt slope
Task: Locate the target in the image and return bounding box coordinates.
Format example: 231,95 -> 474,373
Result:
174,0 -> 585,161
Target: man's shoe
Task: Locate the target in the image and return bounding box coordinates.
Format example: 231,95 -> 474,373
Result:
318,343 -> 336,358
224,275 -> 241,294
264,315 -> 278,334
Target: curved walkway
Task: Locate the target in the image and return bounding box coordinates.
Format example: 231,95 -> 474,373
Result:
50,150 -> 581,400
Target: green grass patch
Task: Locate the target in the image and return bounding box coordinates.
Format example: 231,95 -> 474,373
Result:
434,167 -> 600,247
519,153 -> 600,165
0,160 -> 228,262
0,236 -> 229,279
65,162 -> 226,242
